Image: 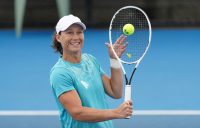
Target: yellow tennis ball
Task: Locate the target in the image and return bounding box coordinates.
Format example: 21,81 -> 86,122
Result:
126,53 -> 132,58
123,24 -> 135,36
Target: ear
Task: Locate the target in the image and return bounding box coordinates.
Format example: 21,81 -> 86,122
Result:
55,34 -> 62,43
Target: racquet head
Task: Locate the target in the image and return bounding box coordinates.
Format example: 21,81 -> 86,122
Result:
109,6 -> 152,65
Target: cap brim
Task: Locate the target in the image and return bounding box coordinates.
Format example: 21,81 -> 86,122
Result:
57,22 -> 86,34
73,22 -> 86,30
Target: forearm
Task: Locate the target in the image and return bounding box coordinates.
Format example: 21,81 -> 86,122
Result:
59,91 -> 132,122
110,67 -> 123,98
72,107 -> 118,122
105,35 -> 127,98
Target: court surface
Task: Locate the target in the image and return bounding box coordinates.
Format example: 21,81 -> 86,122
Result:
0,29 -> 200,128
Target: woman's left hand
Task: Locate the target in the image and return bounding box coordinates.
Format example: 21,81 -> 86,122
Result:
105,35 -> 128,59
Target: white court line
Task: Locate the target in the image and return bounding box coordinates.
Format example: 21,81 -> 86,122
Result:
133,110 -> 200,116
0,111 -> 58,116
0,110 -> 200,116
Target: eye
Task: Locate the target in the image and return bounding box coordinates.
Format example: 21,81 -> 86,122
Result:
65,31 -> 73,35
77,31 -> 83,35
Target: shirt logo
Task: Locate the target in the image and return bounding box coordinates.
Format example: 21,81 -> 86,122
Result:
80,80 -> 89,89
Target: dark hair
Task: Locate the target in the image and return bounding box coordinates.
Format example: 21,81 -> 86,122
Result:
51,32 -> 63,55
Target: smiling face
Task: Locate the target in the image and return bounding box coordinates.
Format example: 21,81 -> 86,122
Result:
56,24 -> 84,56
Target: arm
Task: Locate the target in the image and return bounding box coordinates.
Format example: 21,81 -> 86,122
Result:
59,90 -> 132,122
103,35 -> 128,98
102,70 -> 123,99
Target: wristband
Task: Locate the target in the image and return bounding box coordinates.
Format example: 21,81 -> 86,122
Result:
110,58 -> 121,69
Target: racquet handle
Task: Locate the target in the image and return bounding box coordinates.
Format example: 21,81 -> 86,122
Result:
124,85 -> 132,119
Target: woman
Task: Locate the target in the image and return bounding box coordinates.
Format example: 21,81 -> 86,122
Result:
50,14 -> 132,128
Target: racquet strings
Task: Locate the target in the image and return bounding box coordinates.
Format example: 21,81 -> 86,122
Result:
110,7 -> 150,63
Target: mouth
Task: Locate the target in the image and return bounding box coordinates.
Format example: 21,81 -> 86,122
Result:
69,42 -> 80,46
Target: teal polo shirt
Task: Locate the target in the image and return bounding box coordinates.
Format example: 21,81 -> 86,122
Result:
50,53 -> 113,128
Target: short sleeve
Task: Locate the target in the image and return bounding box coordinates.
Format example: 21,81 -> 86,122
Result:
50,67 -> 75,98
99,65 -> 105,76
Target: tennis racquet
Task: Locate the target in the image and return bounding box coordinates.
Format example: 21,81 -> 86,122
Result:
109,6 -> 152,118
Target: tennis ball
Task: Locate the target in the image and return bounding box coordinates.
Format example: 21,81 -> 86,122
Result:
126,53 -> 132,58
123,24 -> 135,36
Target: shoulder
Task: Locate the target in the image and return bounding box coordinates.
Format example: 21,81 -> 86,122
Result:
50,58 -> 73,78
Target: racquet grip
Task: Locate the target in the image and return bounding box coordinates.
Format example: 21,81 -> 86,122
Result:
125,85 -> 131,101
124,85 -> 131,119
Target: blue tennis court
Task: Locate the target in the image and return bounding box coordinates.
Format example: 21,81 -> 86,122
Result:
0,29 -> 200,127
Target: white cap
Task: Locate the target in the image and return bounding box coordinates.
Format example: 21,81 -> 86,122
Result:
55,14 -> 86,34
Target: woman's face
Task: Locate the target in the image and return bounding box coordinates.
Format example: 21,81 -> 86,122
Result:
57,24 -> 84,55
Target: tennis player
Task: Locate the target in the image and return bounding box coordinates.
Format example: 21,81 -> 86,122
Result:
50,14 -> 132,128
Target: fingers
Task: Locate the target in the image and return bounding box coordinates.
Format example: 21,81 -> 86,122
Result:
120,101 -> 133,118
108,34 -> 128,50
116,35 -> 127,45
127,100 -> 132,106
122,42 -> 128,49
119,42 -> 128,52
112,42 -> 128,58
105,42 -> 118,59
106,35 -> 128,58
125,101 -> 133,110
124,101 -> 133,117
105,43 -> 111,49
115,35 -> 123,44
113,42 -> 128,53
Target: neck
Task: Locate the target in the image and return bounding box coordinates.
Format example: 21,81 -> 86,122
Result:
62,52 -> 82,63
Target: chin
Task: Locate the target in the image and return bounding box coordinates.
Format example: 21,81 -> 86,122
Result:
72,50 -> 81,54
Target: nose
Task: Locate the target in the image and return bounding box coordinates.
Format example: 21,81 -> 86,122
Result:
72,32 -> 79,39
